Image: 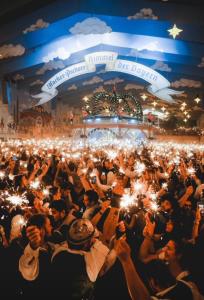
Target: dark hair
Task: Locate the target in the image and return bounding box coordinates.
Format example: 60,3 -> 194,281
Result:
27,214 -> 47,229
84,190 -> 99,204
173,239 -> 194,270
50,200 -> 67,212
68,161 -> 76,172
145,260 -> 176,290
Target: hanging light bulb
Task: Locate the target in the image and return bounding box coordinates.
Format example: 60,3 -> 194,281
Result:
184,111 -> 188,115
194,95 -> 201,104
180,106 -> 185,111
152,101 -> 157,107
184,118 -> 187,123
161,106 -> 166,112
182,102 -> 187,107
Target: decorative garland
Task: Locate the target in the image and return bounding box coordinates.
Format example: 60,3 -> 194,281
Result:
82,91 -> 143,121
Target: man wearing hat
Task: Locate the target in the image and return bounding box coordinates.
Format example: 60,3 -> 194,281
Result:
20,217 -> 116,299
50,218 -> 117,299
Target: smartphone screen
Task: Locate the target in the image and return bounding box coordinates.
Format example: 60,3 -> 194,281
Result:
198,202 -> 204,215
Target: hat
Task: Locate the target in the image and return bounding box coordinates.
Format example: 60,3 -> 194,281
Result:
67,219 -> 95,246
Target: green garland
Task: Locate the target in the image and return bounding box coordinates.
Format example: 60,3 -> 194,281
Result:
82,92 -> 143,121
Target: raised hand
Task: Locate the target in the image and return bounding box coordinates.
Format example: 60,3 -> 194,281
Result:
26,226 -> 42,250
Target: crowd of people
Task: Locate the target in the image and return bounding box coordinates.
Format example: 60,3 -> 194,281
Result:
0,138 -> 204,299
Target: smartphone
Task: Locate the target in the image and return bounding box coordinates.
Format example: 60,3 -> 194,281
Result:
90,176 -> 97,184
197,202 -> 204,216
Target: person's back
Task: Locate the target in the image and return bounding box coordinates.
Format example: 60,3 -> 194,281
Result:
51,249 -> 94,299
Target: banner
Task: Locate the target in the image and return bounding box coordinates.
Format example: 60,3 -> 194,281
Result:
32,51 -> 183,105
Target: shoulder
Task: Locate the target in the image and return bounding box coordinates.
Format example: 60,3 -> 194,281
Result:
167,281 -> 193,300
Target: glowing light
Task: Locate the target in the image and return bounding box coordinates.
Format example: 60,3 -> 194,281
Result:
9,174 -> 14,180
141,94 -> 147,101
30,180 -> 40,189
133,182 -> 144,192
187,167 -> 195,175
6,195 -> 28,206
150,201 -> 159,211
120,193 -> 135,208
149,193 -> 157,201
194,96 -> 201,104
135,162 -> 146,174
0,171 -> 5,179
83,96 -> 89,102
43,189 -> 49,196
168,24 -> 183,39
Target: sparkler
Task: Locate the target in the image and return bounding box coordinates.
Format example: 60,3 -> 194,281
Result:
135,161 -> 146,174
120,193 -> 135,208
187,167 -> 195,175
6,194 -> 29,206
30,180 -> 40,189
8,174 -> 14,180
0,171 -> 5,179
43,188 -> 49,196
162,182 -> 168,190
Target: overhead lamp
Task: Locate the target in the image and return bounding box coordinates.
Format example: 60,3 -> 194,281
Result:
184,118 -> 187,123
181,102 -> 187,107
180,106 -> 185,111
184,111 -> 188,115
161,106 -> 166,112
187,114 -> 190,119
152,101 -> 157,107
194,95 -> 201,104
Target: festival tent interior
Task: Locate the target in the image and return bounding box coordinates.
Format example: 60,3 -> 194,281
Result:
0,0 -> 203,130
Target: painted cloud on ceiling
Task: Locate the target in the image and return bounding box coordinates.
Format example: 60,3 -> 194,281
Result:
23,19 -> 49,34
151,61 -> 172,72
93,85 -> 106,93
13,74 -> 24,81
69,17 -> 112,35
83,76 -> 103,86
67,84 -> 77,91
128,49 -> 141,57
124,83 -> 144,90
198,57 -> 204,68
137,41 -> 163,52
30,80 -> 44,86
0,44 -> 25,59
104,77 -> 124,85
42,47 -> 70,63
174,93 -> 188,98
36,60 -> 66,75
171,78 -> 202,88
127,8 -> 158,20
